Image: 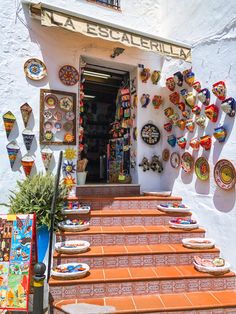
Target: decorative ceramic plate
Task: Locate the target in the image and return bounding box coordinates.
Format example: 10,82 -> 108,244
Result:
55,240 -> 90,254
140,123 -> 160,145
65,111 -> 75,121
58,221 -> 90,232
157,204 -> 190,213
24,58 -> 47,80
182,238 -> 215,249
62,206 -> 91,215
169,219 -> 199,230
195,157 -> 210,181
44,110 -> 53,120
143,191 -> 172,197
214,159 -> 236,190
63,121 -> 73,131
181,152 -> 194,173
170,152 -> 180,168
59,97 -> 73,112
45,94 -> 58,108
193,259 -> 230,275
162,148 -> 170,161
51,263 -> 89,279
59,65 -> 79,86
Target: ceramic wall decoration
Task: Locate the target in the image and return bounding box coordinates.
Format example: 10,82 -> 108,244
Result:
181,152 -> 194,173
44,131 -> 53,142
205,104 -> 219,122
169,92 -> 180,105
63,175 -> 76,189
150,155 -> 163,173
24,58 -> 47,81
182,110 -> 191,119
63,121 -> 73,132
164,122 -> 172,132
169,113 -> 180,126
196,115 -> 206,128
64,133 -> 75,143
44,121 -> 53,131
139,157 -> 150,171
167,134 -> 177,147
192,105 -> 201,115
6,141 -> 20,168
54,111 -> 62,121
214,159 -> 236,190
140,94 -> 150,108
166,77 -> 175,91
133,127 -> 137,141
133,94 -> 138,108
21,155 -> 35,176
198,88 -> 210,106
192,81 -> 201,92
141,123 -> 161,145
54,122 -> 62,132
180,88 -> 188,99
221,97 -> 235,117
63,161 -> 76,175
152,95 -> 163,109
44,110 -> 53,120
185,119 -> 195,132
177,119 -> 186,131
185,92 -> 196,109
20,103 -> 32,127
59,97 -> 74,112
64,147 -> 77,160
200,135 -> 212,150
170,152 -> 181,168
45,94 -> 58,109
185,71 -> 195,86
212,81 -> 226,101
164,107 -> 174,118
177,136 -> 187,149
41,146 -> 53,171
195,157 -> 210,181
151,70 -> 161,85
178,102 -> 185,111
162,148 -> 170,161
213,126 -> 227,143
140,68 -> 150,83
22,129 -> 35,151
173,71 -> 184,87
190,137 -> 200,150
3,111 -> 16,138
59,65 -> 79,86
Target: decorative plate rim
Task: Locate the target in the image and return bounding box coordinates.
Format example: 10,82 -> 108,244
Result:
213,159 -> 236,190
181,152 -> 194,173
195,156 -> 210,181
59,64 -> 79,86
140,123 -> 161,145
24,58 -> 47,81
170,152 -> 180,169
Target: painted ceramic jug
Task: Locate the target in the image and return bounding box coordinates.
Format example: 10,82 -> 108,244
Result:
190,138 -> 200,150
152,95 -> 163,109
177,136 -> 187,149
180,89 -> 188,99
164,107 -> 174,118
192,105 -> 201,115
196,115 -> 206,128
185,119 -> 195,132
192,81 -> 201,92
198,88 -> 210,106
151,70 -> 161,85
173,71 -> 184,87
140,68 -> 150,83
185,71 -> 195,86
205,104 -> 219,122
164,122 -> 172,132
200,135 -> 212,150
140,94 -> 150,108
166,77 -> 175,91
212,81 -> 226,101
178,102 -> 185,111
167,134 -> 177,147
182,110 -> 191,119
169,92 -> 180,105
221,97 -> 235,117
213,126 -> 227,142
185,92 -> 196,109
177,119 -> 186,131
169,113 -> 180,125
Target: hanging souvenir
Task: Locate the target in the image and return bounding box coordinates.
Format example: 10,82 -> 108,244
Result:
169,92 -> 180,105
164,122 -> 172,132
221,97 -> 235,117
45,94 -> 58,109
192,81 -> 201,92
22,129 -> 35,151
190,138 -> 200,150
64,147 -> 77,160
133,127 -> 137,141
138,157 -> 150,171
178,102 -> 185,111
185,92 -> 196,109
63,161 -> 76,175
44,121 -> 53,131
192,106 -> 201,115
3,111 -> 16,138
182,68 -> 191,78
181,152 -> 194,173
195,157 -> 210,181
213,126 -> 227,143
24,58 -> 47,81
21,155 -> 35,177
151,70 -> 161,85
185,70 -> 195,86
200,135 -> 212,150
63,175 -> 76,189
177,119 -> 186,131
164,107 -> 174,118
59,65 -> 79,86
20,103 -> 32,127
214,159 -> 236,190
54,122 -> 62,132
173,71 -> 184,87
205,104 -> 218,122
6,141 -> 20,168
140,94 -> 150,108
166,77 -> 175,91
152,95 -> 163,109
169,113 -> 180,125
212,81 -> 226,101
180,89 -> 188,99
150,155 -> 163,173
54,111 -> 62,121
170,152 -> 181,168
177,136 -> 187,149
182,110 -> 191,119
44,130 -> 53,141
63,121 -> 73,132
167,134 -> 176,147
41,146 -> 53,171
162,148 -> 170,161
198,88 -> 210,106
141,123 -> 160,145
64,133 -> 75,143
59,97 -> 73,111
196,115 -> 206,128
140,68 -> 150,83
132,94 -> 138,108
185,119 -> 195,132
44,110 -> 53,120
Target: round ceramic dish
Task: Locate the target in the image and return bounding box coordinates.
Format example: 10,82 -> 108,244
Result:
214,159 -> 236,191
59,65 -> 79,86
62,206 -> 91,215
51,263 -> 89,279
170,152 -> 181,168
169,221 -> 199,230
193,261 -> 230,274
140,123 -> 161,145
143,191 -> 172,197
55,240 -> 90,254
182,238 -> 215,249
58,222 -> 90,232
59,97 -> 73,112
24,58 -> 47,80
195,157 -> 210,181
181,152 -> 194,173
45,94 -> 58,108
157,204 -> 190,213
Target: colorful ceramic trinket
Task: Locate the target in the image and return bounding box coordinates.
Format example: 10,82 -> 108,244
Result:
190,138 -> 200,150
65,111 -> 75,121
214,159 -> 236,190
140,94 -> 150,108
6,141 -> 20,168
178,102 -> 185,111
63,121 -> 73,132
192,106 -> 201,115
41,146 -> 53,171
139,157 -> 150,171
140,123 -> 161,145
164,107 -> 174,118
177,119 -> 186,131
185,92 -> 196,109
167,134 -> 177,147
213,126 -> 227,143
185,70 -> 195,86
196,115 -> 206,128
164,122 -> 172,132
205,104 -> 219,122
140,68 -> 150,83
221,97 -> 235,117
173,71 -> 184,87
162,148 -> 170,161
21,155 -> 35,176
22,128 -> 35,151
44,131 -> 53,141
54,111 -> 62,121
44,121 -> 53,131
177,136 -> 187,149
180,89 -> 188,99
150,155 -> 163,173
59,97 -> 73,112
166,77 -> 175,91
64,148 -> 77,160
198,88 -> 210,106
181,152 -> 194,173
64,133 -> 75,143
169,92 -> 180,105
45,94 -> 58,109
59,65 -> 79,86
44,110 -> 53,120
195,157 -> 210,181
170,152 -> 181,168
151,70 -> 161,85
152,95 -> 163,109
185,119 -> 195,132
192,81 -> 201,92
170,113 -> 180,125
3,111 -> 16,138
182,110 -> 191,119
54,122 -> 62,132
63,161 -> 76,175
24,58 -> 47,81
20,103 -> 32,127
63,175 -> 76,189
200,135 -> 212,150
212,81 -> 226,101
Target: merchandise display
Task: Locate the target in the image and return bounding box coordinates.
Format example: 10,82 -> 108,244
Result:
182,238 -> 215,249
157,203 -> 190,213
214,159 -> 236,190
59,65 -> 79,86
170,152 -> 180,168
20,103 -> 32,127
24,58 -> 47,81
140,123 -> 160,145
51,263 -> 89,279
193,256 -> 230,274
3,111 -> 16,138
6,141 -> 20,169
169,218 -> 199,230
181,152 -> 194,173
195,157 -> 210,181
55,240 -> 90,254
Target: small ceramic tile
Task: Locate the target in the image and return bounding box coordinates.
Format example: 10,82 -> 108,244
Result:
93,283 -> 106,297
160,280 -> 174,293
106,283 -> 121,297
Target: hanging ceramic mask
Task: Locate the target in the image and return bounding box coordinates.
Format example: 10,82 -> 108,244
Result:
140,68 -> 150,83
205,104 -> 219,122
166,77 -> 175,91
167,134 -> 177,147
200,135 -> 212,150
212,81 -> 226,101
164,122 -> 172,132
182,110 -> 191,119
164,107 -> 174,118
196,115 -> 206,128
169,92 -> 180,105
151,70 -> 161,85
221,97 -> 235,117
213,126 -> 227,143
185,71 -> 195,86
20,103 -> 32,128
140,94 -> 150,108
198,88 -> 210,106
180,89 -> 188,99
6,141 -> 20,169
3,111 -> 16,138
177,136 -> 187,149
192,81 -> 201,92
177,119 -> 186,131
178,102 -> 185,111
190,138 -> 200,150
185,119 -> 195,132
185,92 -> 196,109
173,71 -> 184,87
169,113 -> 180,125
192,106 -> 201,115
152,95 -> 163,109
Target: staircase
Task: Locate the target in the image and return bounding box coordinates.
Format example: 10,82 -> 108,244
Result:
49,189 -> 236,314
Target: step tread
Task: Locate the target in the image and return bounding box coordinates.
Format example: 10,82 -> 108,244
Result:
53,290 -> 236,313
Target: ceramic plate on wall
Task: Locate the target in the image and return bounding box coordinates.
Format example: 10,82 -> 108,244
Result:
214,159 -> 236,190
24,58 -> 47,80
59,97 -> 73,112
170,152 -> 180,168
162,148 -> 170,161
59,65 -> 79,86
45,94 -> 58,108
195,157 -> 210,181
181,152 -> 194,173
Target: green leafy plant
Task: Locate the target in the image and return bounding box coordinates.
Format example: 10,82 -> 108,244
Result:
4,173 -> 68,229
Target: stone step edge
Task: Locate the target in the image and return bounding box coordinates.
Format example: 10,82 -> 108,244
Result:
76,195 -> 182,201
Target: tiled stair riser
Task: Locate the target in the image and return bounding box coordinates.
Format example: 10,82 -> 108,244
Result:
50,276 -> 236,300
76,185 -> 141,197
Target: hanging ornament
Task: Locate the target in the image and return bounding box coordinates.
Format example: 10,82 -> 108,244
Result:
195,157 -> 210,181
170,152 -> 181,168
20,103 -> 32,128
181,152 -> 194,173
64,133 -> 75,143
22,128 -> 35,151
177,136 -> 187,149
140,68 -> 150,83
173,71 -> 184,87
185,70 -> 195,86
185,92 -> 196,109
162,148 -> 170,161
167,134 -> 177,147
169,113 -> 180,125
133,94 -> 138,108
3,111 -> 16,138
151,70 -> 161,85
200,135 -> 212,150
41,146 -> 53,171
152,95 -> 163,109
164,122 -> 172,132
198,88 -> 210,106
192,106 -> 201,115
190,138 -> 200,150
180,89 -> 188,99
213,126 -> 227,143
169,92 -> 180,105
140,94 -> 150,108
178,102 -> 185,112
205,104 -> 219,122
182,110 -> 191,119
166,77 -> 175,91
59,65 -> 79,86
177,119 -> 186,131
6,141 -> 20,169
164,107 -> 174,118
63,175 -> 76,189
196,115 -> 206,128
21,155 -> 35,176
64,147 -> 77,160
192,81 -> 201,92
214,159 -> 236,191
185,119 -> 195,132
63,161 -> 76,175
221,97 -> 235,117
212,81 -> 226,101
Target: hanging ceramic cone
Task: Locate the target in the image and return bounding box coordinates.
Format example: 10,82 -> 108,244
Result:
41,146 -> 53,171
21,155 -> 34,176
3,111 -> 16,138
6,141 -> 20,168
20,103 -> 32,127
22,128 -> 35,151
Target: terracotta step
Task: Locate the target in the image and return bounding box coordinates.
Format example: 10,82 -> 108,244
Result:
49,265 -> 235,300
56,225 -> 206,245
53,243 -> 220,268
52,290 -> 236,314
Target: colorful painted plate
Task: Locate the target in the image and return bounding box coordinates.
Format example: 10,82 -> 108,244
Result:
59,97 -> 73,112
51,262 -> 89,279
181,152 -> 194,173
140,123 -> 160,145
45,94 -> 58,108
162,148 -> 170,161
65,111 -> 75,121
214,159 -> 236,190
63,121 -> 73,131
59,65 -> 79,86
24,58 -> 47,81
170,152 -> 180,168
55,240 -> 90,254
195,157 -> 210,181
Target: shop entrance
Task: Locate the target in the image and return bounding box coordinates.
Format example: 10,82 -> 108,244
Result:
80,62 -> 131,183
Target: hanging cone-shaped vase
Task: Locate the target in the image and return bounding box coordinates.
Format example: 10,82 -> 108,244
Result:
3,111 -> 16,138
21,155 -> 34,176
22,128 -> 35,151
6,141 -> 20,168
20,103 -> 32,127
41,146 -> 53,171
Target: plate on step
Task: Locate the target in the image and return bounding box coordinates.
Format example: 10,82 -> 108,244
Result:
157,204 -> 190,213
182,238 -> 215,249
193,261 -> 230,274
51,262 -> 90,279
58,221 -> 90,232
169,221 -> 199,230
62,206 -> 91,214
55,240 -> 90,254
143,191 -> 172,197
